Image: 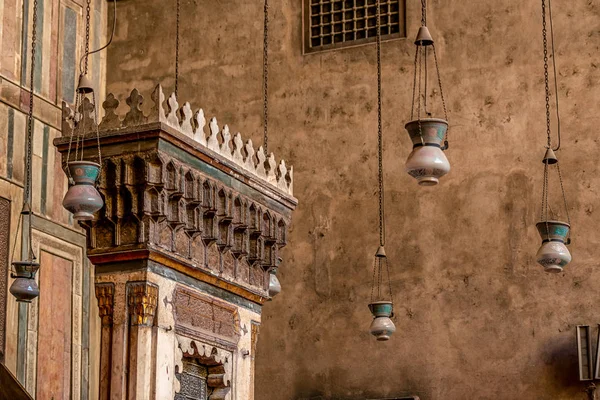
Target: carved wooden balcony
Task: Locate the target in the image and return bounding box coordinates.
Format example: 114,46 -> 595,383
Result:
54,85 -> 297,303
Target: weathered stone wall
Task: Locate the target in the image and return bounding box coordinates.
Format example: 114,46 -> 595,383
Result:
106,0 -> 600,398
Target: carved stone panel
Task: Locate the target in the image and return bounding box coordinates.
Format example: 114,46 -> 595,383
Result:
175,358 -> 208,400
174,287 -> 241,349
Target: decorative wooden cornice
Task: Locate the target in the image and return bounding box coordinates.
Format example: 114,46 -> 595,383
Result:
54,84 -> 298,303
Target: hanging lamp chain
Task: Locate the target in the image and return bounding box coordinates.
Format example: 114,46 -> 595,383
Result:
370,0 -> 393,304
421,0 -> 426,26
433,45 -> 449,147
82,0 -> 91,75
539,0 -> 570,230
541,0 -> 552,149
23,0 -> 39,261
175,0 -> 180,96
541,0 -> 562,151
376,0 -> 384,248
262,0 -> 269,155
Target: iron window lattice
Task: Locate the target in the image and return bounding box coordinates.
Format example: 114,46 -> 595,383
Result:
303,0 -> 406,54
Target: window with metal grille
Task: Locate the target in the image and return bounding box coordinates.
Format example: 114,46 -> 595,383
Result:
303,0 -> 406,54
175,358 -> 208,400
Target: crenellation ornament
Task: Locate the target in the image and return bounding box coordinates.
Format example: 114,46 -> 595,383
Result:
55,83 -> 297,304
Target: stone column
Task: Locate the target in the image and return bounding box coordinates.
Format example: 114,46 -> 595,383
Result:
95,283 -> 115,400
110,281 -> 129,400
127,282 -> 158,400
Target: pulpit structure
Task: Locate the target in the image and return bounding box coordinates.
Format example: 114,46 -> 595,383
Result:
55,85 -> 297,400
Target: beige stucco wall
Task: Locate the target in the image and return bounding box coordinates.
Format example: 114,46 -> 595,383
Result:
105,0 -> 600,398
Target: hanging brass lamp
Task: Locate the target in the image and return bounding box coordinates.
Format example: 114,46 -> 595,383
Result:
367,0 -> 396,341
10,0 -> 41,302
404,0 -> 451,186
62,0 -> 117,221
535,0 -> 572,274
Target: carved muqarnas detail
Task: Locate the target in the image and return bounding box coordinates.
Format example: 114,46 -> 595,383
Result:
88,152 -> 289,294
173,287 -> 241,349
95,283 -> 115,326
127,281 -> 159,326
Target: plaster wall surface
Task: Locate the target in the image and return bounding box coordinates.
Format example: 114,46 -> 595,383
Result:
105,0 -> 600,399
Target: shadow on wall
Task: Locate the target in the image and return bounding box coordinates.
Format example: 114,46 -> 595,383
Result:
542,333 -> 583,392
296,397 -> 420,400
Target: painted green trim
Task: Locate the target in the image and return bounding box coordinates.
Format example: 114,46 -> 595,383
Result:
158,140 -> 293,217
61,7 -> 77,104
95,260 -> 263,314
7,109 -> 14,179
20,0 -> 29,87
40,126 -> 49,215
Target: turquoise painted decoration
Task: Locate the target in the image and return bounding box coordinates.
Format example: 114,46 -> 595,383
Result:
535,221 -> 571,273
62,161 -> 104,220
404,118 -> 451,186
368,301 -> 396,341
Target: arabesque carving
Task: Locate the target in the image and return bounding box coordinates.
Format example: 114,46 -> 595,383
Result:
95,283 -> 115,326
127,281 -> 159,326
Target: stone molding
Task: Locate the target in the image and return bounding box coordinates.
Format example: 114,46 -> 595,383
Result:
127,281 -> 159,326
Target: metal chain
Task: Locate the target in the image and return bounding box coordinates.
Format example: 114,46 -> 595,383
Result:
385,255 -> 393,300
548,0 -> 561,151
541,0 -> 552,149
262,0 -> 269,155
370,256 -> 377,303
556,163 -> 571,228
543,161 -> 550,240
410,45 -> 419,121
424,46 -> 428,115
376,0 -> 385,247
93,90 -> 102,170
83,0 -> 91,74
433,44 -> 449,146
24,0 -> 39,261
417,46 -> 422,122
421,0 -> 426,26
370,0 -> 394,303
540,0 -> 569,231
175,0 -> 180,96
541,161 -> 548,221
377,257 -> 382,298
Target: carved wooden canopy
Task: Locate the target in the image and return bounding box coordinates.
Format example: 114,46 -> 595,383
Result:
55,84 -> 298,304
